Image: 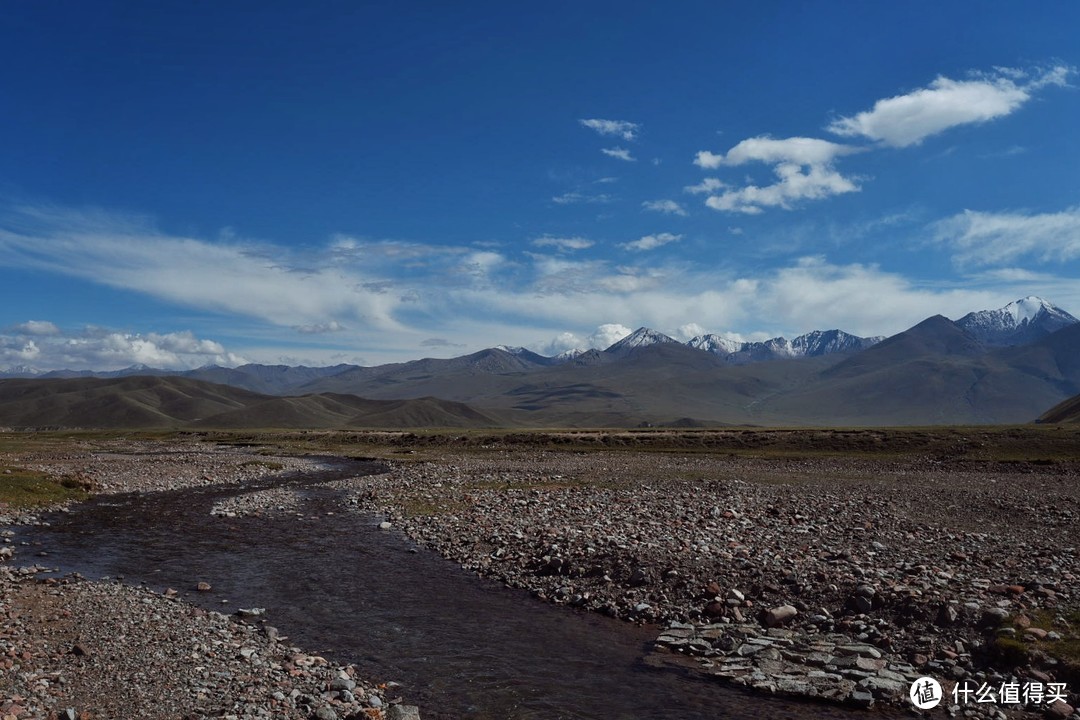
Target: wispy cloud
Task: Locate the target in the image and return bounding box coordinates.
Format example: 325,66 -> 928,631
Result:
11,320 -> 61,336
694,136 -> 862,214
294,321 -> 346,334
551,192 -> 614,205
600,147 -> 636,162
420,337 -> 465,349
642,200 -> 688,217
579,118 -> 640,141
828,65 -> 1073,147
4,201 -> 1077,370
620,232 -> 682,252
932,206 -> 1080,267
532,235 -> 594,251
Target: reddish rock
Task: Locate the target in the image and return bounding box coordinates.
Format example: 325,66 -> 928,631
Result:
1045,700 -> 1074,720
704,601 -> 725,618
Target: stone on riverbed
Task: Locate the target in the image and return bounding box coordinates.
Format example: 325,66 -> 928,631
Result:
764,605 -> 797,627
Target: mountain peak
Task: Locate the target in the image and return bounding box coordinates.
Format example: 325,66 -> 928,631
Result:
956,297 -> 1078,347
605,327 -> 678,353
1003,296 -> 1054,324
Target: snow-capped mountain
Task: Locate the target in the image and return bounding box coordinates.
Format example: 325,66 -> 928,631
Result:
955,296 -> 1078,347
0,365 -> 45,378
687,329 -> 882,364
687,334 -> 744,356
791,329 -> 884,357
604,327 -> 679,355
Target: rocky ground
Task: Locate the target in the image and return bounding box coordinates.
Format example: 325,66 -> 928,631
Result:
0,437 -> 422,720
338,447 -> 1080,719
3,432 -> 1080,718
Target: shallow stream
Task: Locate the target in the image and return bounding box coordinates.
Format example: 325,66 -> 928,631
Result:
17,458 -> 881,719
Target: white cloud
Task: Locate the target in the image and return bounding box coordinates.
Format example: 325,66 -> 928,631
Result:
532,235 -> 594,251
696,136 -> 857,168
0,208 -> 410,334
294,321 -> 346,334
704,160 -> 860,214
674,322 -> 706,341
693,136 -> 862,214
0,326 -> 247,371
601,147 -> 636,162
588,323 -> 633,348
532,323 -> 640,357
683,177 -> 727,195
932,206 -> 1080,267
642,200 -> 688,217
579,118 -> 640,141
828,65 -> 1073,147
7,201 -> 1078,370
620,232 -> 682,252
12,320 -> 60,336
551,192 -> 614,205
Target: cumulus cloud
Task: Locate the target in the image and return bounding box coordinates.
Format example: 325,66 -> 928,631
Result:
0,326 -> 247,371
674,322 -> 707,341
695,136 -> 857,169
579,118 -> 640,141
588,323 -> 633,349
12,320 -> 60,336
532,235 -> 594,251
532,323 -> 637,356
683,177 -> 727,195
642,200 -> 688,217
601,147 -> 636,162
693,136 -> 862,214
828,65 -> 1073,147
620,233 -> 682,252
931,206 -> 1080,267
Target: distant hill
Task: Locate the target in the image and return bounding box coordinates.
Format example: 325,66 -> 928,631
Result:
5,298 -> 1080,428
0,376 -> 499,429
1038,393 -> 1080,424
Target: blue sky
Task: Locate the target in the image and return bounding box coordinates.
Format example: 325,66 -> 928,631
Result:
1,1 -> 1079,370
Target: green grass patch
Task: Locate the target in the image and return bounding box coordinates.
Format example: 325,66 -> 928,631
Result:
1006,610 -> 1080,671
399,497 -> 467,518
0,466 -> 90,508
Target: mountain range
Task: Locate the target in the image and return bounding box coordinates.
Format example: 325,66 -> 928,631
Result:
2,296 -> 1079,428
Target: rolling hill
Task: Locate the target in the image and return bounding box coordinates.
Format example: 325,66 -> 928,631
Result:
0,376 -> 500,429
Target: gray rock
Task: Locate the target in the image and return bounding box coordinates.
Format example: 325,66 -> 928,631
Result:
387,707 -> 423,720
313,706 -> 338,720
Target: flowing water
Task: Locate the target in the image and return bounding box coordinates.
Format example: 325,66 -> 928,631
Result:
16,459 -> 882,719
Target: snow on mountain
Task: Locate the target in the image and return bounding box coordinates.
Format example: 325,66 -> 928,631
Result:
604,327 -> 679,354
790,329 -> 884,356
955,296 -> 1078,347
687,329 -> 882,364
0,365 -> 44,378
687,334 -> 744,356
